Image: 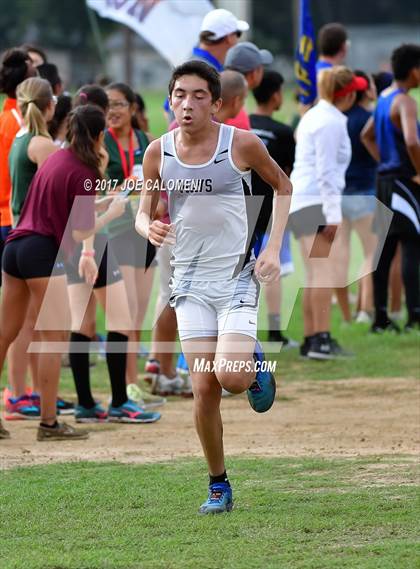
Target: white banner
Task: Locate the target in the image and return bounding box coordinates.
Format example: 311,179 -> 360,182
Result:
87,0 -> 214,67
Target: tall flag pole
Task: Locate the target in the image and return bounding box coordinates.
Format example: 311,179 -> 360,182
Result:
294,0 -> 317,105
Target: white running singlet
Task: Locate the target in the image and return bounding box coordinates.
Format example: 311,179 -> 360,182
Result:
160,123 -> 255,282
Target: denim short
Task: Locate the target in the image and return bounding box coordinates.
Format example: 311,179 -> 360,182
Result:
341,193 -> 376,221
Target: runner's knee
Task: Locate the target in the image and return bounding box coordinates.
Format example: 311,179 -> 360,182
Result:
193,375 -> 221,404
217,369 -> 253,394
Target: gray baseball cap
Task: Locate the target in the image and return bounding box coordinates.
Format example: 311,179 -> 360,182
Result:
225,42 -> 273,73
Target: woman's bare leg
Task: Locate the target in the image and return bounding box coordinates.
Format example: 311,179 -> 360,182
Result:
0,273 -> 30,376
28,275 -> 70,425
353,214 -> 377,313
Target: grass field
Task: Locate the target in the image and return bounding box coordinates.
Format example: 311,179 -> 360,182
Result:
1,456 -> 419,569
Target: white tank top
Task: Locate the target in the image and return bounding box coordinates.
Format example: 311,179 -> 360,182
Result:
160,123 -> 255,281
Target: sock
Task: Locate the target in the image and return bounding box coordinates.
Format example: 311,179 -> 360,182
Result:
318,331 -> 331,340
69,332 -> 95,409
268,314 -> 281,332
209,471 -> 230,486
106,332 -> 129,408
40,421 -> 58,429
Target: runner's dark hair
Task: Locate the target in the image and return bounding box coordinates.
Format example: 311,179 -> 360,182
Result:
168,60 -> 221,102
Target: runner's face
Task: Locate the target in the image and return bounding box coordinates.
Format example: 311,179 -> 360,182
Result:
170,75 -> 221,131
106,89 -> 133,131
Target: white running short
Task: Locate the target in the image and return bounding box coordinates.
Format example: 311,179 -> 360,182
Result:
169,262 -> 260,341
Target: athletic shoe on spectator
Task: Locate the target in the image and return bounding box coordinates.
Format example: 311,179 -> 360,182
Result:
108,400 -> 161,423
5,394 -> 40,420
75,403 -> 108,423
152,373 -> 185,396
37,422 -> 89,441
127,383 -> 166,408
267,330 -> 299,349
0,419 -> 11,439
355,311 -> 372,324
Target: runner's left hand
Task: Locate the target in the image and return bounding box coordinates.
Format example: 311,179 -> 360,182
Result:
254,247 -> 281,283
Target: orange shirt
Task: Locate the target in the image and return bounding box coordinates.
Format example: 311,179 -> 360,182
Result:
0,98 -> 22,226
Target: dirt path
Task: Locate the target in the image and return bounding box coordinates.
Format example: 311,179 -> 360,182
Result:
1,377 -> 419,469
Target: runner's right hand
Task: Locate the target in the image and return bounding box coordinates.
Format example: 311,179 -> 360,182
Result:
148,221 -> 176,247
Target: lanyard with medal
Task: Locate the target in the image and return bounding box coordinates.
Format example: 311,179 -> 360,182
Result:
108,128 -> 143,198
108,127 -> 135,180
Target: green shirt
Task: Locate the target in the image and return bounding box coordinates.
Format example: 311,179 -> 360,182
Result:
9,131 -> 37,224
104,128 -> 149,238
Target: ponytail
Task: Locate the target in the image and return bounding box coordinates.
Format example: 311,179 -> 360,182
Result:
317,66 -> 354,103
16,77 -> 53,137
68,104 -> 105,177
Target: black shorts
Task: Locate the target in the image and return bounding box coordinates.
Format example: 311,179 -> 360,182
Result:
3,234 -> 65,280
110,228 -> 157,269
375,175 -> 420,238
288,204 -> 327,239
66,233 -> 122,288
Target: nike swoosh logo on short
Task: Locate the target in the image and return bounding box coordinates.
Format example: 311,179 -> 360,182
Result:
249,320 -> 256,325
214,158 -> 227,164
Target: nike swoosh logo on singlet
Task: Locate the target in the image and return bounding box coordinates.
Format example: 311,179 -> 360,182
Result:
214,148 -> 228,164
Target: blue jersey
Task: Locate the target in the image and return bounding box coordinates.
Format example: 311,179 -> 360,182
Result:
374,88 -> 419,177
315,60 -> 332,76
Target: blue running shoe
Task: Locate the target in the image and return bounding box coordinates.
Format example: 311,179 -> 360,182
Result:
198,483 -> 233,514
75,403 -> 108,423
247,340 -> 276,413
108,399 -> 161,423
56,397 -> 74,415
176,352 -> 189,374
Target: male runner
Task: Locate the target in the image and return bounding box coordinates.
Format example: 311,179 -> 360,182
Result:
136,61 -> 291,514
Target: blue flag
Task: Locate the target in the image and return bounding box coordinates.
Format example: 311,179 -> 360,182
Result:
295,0 -> 317,104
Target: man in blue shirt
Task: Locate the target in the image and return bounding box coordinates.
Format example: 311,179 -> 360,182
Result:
163,9 -> 249,120
195,8 -> 249,70
316,23 -> 349,75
